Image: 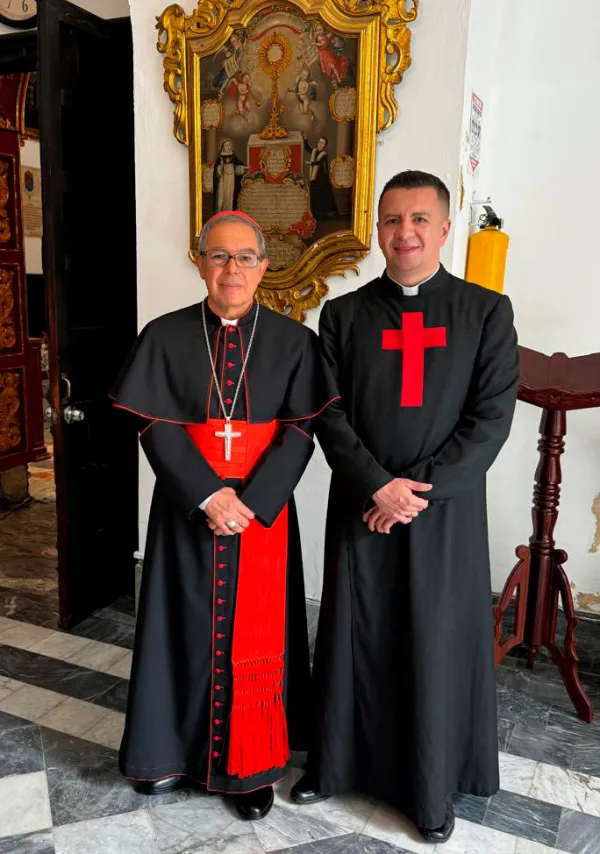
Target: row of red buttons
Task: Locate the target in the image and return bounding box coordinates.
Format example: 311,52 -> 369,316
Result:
213,543 -> 228,759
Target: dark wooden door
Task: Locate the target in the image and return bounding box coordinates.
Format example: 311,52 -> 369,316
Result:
38,0 -> 138,628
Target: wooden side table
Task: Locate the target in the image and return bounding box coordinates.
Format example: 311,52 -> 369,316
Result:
494,346 -> 600,723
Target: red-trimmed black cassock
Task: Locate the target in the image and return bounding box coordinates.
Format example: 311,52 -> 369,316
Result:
307,265 -> 519,828
111,299 -> 337,793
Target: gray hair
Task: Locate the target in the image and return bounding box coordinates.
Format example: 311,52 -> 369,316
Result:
197,213 -> 267,258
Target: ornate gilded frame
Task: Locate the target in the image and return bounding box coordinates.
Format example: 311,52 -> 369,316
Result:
157,0 -> 418,321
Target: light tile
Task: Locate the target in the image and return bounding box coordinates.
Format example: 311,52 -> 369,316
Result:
252,803 -> 349,852
80,709 -> 125,750
36,696 -> 110,738
362,804 -> 437,853
0,677 -> 25,692
53,810 -> 159,854
440,819 -> 517,854
104,652 -> 133,680
65,641 -> 130,673
274,767 -> 375,835
530,762 -> 600,817
0,622 -> 54,651
0,772 -> 52,839
150,798 -> 264,854
0,684 -> 65,722
515,840 -> 569,854
499,753 -> 538,797
30,631 -> 92,661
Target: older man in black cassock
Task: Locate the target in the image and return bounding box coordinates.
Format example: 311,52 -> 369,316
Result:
111,210 -> 337,821
292,171 -> 519,843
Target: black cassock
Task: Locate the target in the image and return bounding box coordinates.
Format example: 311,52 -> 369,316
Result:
308,266 -> 519,828
111,300 -> 336,793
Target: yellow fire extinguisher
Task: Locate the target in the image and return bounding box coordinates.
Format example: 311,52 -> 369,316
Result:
465,205 -> 509,294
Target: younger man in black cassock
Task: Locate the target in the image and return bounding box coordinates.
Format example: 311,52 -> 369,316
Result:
292,172 -> 519,843
111,211 -> 337,821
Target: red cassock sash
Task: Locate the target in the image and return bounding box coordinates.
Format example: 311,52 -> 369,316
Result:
185,418 -> 290,778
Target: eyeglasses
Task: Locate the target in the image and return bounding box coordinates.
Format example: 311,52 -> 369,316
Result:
199,250 -> 262,269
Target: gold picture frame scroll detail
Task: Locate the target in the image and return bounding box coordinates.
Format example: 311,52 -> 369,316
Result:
157,0 -> 418,322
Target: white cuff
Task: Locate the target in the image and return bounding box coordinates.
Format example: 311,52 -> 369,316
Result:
199,491 -> 218,512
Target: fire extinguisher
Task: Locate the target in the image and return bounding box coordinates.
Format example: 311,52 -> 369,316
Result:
465,204 -> 509,294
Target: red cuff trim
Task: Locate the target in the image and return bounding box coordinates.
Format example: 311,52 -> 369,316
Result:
278,395 -> 341,423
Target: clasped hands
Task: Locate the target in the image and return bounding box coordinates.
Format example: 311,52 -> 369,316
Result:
363,478 -> 432,535
204,487 -> 254,536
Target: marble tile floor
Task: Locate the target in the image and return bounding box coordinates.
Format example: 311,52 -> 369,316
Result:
2,615 -> 600,851
0,468 -> 59,630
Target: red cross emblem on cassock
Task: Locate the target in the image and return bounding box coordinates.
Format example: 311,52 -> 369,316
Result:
382,312 -> 447,407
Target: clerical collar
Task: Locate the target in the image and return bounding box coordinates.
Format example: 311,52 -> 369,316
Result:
380,264 -> 447,298
202,299 -> 258,327
387,264 -> 441,295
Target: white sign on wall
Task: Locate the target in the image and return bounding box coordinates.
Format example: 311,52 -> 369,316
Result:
469,92 -> 483,173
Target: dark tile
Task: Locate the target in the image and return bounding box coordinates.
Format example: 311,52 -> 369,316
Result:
572,738 -> 600,776
0,644 -> 128,712
497,718 -> 514,752
507,722 -> 577,767
452,792 -> 488,823
547,705 -> 600,743
70,615 -> 135,649
0,831 -> 55,854
496,687 -> 551,730
500,662 -> 578,710
483,789 -> 561,846
0,587 -> 59,629
41,728 -> 203,828
0,712 -> 43,777
93,606 -> 135,629
556,808 -> 600,854
271,835 -> 412,853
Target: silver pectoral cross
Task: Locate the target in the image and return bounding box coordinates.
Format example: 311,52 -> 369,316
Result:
215,421 -> 242,461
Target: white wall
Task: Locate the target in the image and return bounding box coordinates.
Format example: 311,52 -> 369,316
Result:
129,0 -> 473,596
476,0 -> 600,610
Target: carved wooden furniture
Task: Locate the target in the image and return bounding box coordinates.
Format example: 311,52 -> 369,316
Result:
0,81 -> 46,476
494,346 -> 600,723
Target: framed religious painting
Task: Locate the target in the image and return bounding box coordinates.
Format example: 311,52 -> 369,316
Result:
157,0 -> 418,321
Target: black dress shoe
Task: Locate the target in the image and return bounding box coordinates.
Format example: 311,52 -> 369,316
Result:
290,773 -> 331,805
418,800 -> 455,844
234,785 -> 274,820
133,775 -> 186,796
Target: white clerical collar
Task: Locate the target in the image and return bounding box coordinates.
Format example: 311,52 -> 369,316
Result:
220,317 -> 238,326
388,264 -> 440,296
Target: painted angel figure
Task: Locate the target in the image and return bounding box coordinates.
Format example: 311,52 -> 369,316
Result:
212,32 -> 244,99
230,73 -> 262,119
289,66 -> 318,121
313,23 -> 348,90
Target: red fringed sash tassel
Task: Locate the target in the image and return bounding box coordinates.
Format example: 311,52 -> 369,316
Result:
186,419 -> 290,778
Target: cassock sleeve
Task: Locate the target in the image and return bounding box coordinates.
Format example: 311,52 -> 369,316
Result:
140,422 -> 225,518
402,294 -> 519,500
237,332 -> 331,527
315,299 -> 394,505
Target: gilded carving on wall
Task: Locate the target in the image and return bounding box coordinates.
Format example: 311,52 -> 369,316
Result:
0,370 -> 22,454
0,160 -> 12,245
0,269 -> 16,351
157,0 -> 418,321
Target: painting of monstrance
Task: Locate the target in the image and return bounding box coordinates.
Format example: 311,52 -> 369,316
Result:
158,0 -> 418,320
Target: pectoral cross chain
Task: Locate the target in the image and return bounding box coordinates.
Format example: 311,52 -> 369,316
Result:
215,421 -> 242,461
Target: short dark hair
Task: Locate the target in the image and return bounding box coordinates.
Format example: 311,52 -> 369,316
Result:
379,170 -> 450,216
